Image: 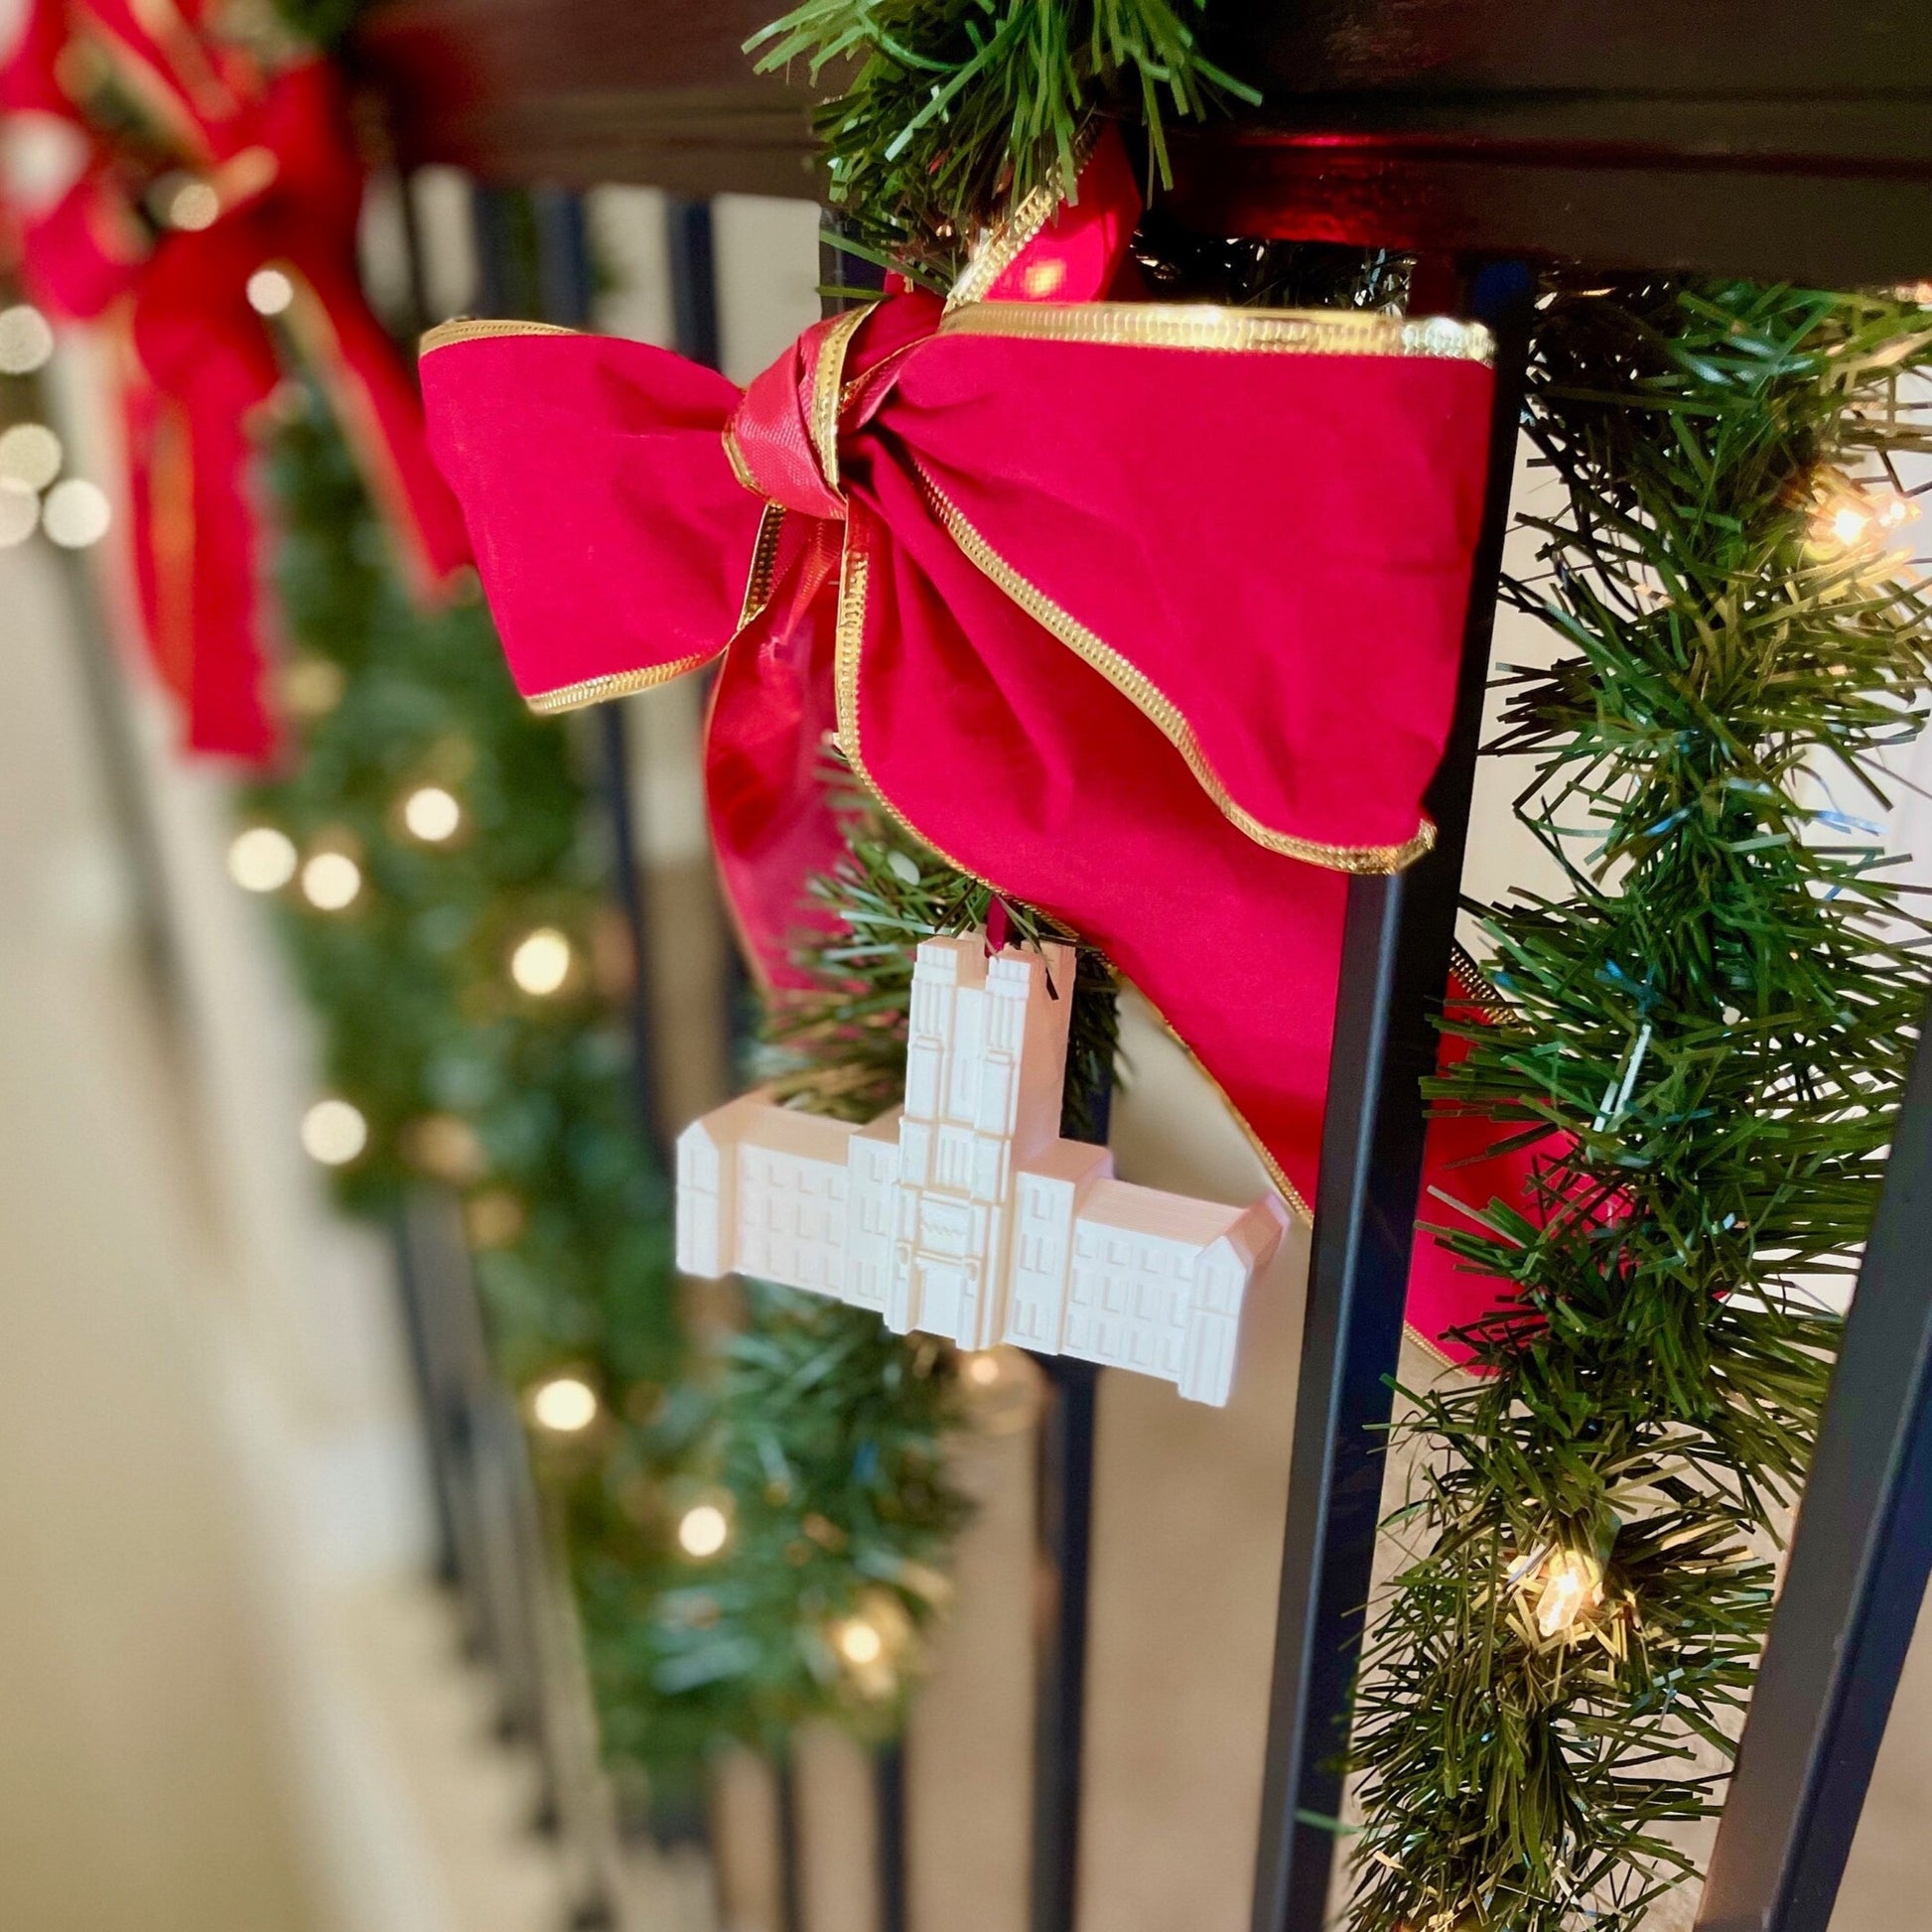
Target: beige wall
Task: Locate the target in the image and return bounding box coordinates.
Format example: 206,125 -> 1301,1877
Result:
0,537 -> 327,1932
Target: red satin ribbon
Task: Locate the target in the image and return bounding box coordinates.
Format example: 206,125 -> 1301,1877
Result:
421,130 -> 1529,1358
0,0 -> 468,759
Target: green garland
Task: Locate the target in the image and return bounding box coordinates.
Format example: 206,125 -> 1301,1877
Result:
245,402 -> 986,1795
1348,284 -> 1932,1931
750,0 -> 1256,287
580,780 -> 1118,1779
240,12 -> 1932,1912
245,400 -> 682,1390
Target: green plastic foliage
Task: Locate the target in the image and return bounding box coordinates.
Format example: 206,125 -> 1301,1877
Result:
244,397 -> 682,1392
750,0 -> 1256,287
1348,285 -> 1932,1932
248,401 -> 992,1794
587,785 -> 1118,1783
584,1281 -> 968,1785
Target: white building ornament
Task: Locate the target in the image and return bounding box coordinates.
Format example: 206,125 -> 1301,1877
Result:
676,934 -> 1287,1407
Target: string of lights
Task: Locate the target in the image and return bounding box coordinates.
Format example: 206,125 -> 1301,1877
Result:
1348,279 -> 1932,1932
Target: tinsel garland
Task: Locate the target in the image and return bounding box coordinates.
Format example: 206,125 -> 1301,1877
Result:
1348,284 -> 1932,1932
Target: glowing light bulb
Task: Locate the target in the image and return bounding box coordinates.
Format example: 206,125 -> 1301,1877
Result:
167,179 -> 220,231
301,851 -> 362,910
678,1503 -> 731,1559
246,267 -> 295,316
0,479 -> 40,549
530,1374 -> 599,1433
302,1098 -> 367,1166
836,1617 -> 885,1666
402,1113 -> 485,1184
0,305 -> 55,375
227,825 -> 298,892
402,784 -> 462,842
42,479 -> 111,549
1811,479 -> 1918,559
510,926 -> 573,996
957,1345 -> 1041,1435
279,656 -> 345,721
1534,1549 -> 1605,1641
464,1189 -> 525,1250
0,421 -> 63,490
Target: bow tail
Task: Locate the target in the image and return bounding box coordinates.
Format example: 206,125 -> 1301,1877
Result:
287,252 -> 471,596
839,479 -> 1532,1361
124,355 -> 277,759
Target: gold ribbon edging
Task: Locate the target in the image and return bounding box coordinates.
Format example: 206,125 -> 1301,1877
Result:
912,466 -> 1435,875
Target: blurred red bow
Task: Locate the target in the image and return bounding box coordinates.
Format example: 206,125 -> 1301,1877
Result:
1,0 -> 466,757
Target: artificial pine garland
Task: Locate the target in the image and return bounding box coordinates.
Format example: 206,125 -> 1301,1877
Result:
248,3 -> 1932,1900
750,0 -> 1255,287
246,402 -> 982,1791
590,780 -> 1119,1772
1348,283 -> 1932,1932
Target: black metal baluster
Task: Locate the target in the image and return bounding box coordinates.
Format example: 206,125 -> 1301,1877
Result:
1692,996 -> 1932,1932
667,197 -> 721,370
1030,1353 -> 1099,1932
532,184 -> 595,330
812,222 -> 922,1932
775,1744 -> 805,1932
1027,1017 -> 1115,1932
466,184 -> 633,1929
1248,259 -> 1534,1932
389,1211 -> 462,1586
875,1742 -> 909,1932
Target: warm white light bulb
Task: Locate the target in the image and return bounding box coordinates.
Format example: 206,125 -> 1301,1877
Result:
510,926 -> 572,996
168,179 -> 220,231
302,1098 -> 367,1166
0,304 -> 55,375
41,479 -> 111,549
1534,1549 -> 1605,1641
402,784 -> 462,842
0,421 -> 63,491
246,267 -> 295,316
1831,504 -> 1869,547
836,1617 -> 885,1666
227,825 -> 299,892
678,1503 -> 731,1559
301,851 -> 362,910
963,1351 -> 1001,1387
531,1375 -> 599,1433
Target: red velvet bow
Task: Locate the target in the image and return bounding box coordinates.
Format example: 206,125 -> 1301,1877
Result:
0,0 -> 468,759
421,130 -> 1526,1355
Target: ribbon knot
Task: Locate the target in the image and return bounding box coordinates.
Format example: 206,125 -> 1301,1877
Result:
724,311 -> 874,521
